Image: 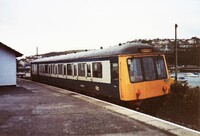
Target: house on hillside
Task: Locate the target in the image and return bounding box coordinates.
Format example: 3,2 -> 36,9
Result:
0,42 -> 23,86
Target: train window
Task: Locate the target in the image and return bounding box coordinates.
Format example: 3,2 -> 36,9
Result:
45,65 -> 48,73
128,56 -> 167,83
155,57 -> 167,79
67,64 -> 72,76
143,58 -> 156,80
58,64 -> 62,75
31,64 -> 38,74
48,65 -> 51,74
51,65 -> 53,74
39,65 -> 43,73
63,65 -> 66,75
128,58 -> 143,82
78,63 -> 85,77
92,62 -> 102,78
54,65 -> 58,74
87,64 -> 91,77
112,63 -> 118,81
73,64 -> 77,76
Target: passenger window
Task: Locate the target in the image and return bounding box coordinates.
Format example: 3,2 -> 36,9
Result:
73,64 -> 77,76
48,65 -> 51,74
87,64 -> 91,77
51,65 -> 53,74
112,63 -> 118,81
58,64 -> 62,75
39,65 -> 43,73
63,65 -> 66,75
128,58 -> 143,82
67,64 -> 72,76
45,65 -> 48,73
54,65 -> 58,74
92,62 -> 102,78
78,63 -> 85,77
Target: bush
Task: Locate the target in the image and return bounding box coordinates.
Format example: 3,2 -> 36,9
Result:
158,82 -> 200,130
170,81 -> 189,94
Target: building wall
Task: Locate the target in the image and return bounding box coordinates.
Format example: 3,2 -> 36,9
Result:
0,48 -> 16,86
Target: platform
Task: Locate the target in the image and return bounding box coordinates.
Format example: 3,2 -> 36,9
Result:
0,78 -> 199,136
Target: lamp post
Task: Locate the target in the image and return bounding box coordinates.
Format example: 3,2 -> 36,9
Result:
36,47 -> 38,56
175,24 -> 178,81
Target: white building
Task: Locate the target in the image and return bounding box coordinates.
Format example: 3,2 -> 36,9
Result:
0,42 -> 23,86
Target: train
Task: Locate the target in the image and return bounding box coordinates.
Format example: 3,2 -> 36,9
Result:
31,42 -> 172,108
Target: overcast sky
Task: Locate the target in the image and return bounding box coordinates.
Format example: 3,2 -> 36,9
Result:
0,0 -> 200,56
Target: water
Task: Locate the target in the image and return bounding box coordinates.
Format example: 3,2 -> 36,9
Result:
170,72 -> 200,88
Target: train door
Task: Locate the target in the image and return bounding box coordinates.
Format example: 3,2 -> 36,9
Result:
111,62 -> 119,85
110,59 -> 120,99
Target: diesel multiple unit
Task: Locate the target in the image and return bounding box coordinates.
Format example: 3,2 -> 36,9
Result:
31,43 -> 172,106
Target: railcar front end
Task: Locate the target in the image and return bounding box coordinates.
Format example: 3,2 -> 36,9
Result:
118,52 -> 171,102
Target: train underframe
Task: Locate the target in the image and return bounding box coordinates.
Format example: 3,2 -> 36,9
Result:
31,74 -> 167,113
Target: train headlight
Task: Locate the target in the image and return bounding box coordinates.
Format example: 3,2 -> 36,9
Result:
162,86 -> 167,93
136,89 -> 141,99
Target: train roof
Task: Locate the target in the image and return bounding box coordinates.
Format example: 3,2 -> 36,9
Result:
32,43 -> 160,63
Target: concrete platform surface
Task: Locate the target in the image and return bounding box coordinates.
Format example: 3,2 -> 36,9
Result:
0,79 -> 198,136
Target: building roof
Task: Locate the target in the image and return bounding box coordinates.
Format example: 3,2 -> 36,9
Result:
0,42 -> 23,57
32,43 -> 160,64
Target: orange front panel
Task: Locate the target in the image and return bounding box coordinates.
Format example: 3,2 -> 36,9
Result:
119,54 -> 171,101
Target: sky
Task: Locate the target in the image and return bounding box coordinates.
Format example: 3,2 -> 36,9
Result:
0,0 -> 200,56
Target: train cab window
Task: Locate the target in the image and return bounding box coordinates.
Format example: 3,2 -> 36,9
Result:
143,58 -> 156,81
92,62 -> 102,78
67,64 -> 72,76
128,56 -> 167,83
87,64 -> 91,77
128,58 -> 143,82
78,63 -> 85,77
58,64 -> 63,75
155,57 -> 167,79
73,64 -> 77,76
112,63 -> 118,81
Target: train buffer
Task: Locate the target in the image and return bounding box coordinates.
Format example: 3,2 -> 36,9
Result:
0,78 -> 199,136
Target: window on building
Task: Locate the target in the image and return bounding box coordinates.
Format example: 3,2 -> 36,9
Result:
92,62 -> 102,78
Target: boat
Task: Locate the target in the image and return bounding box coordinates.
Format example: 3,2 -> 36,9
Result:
178,77 -> 187,83
184,73 -> 199,77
